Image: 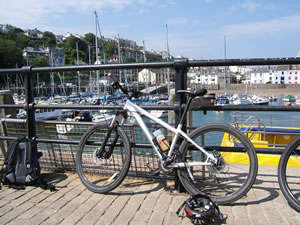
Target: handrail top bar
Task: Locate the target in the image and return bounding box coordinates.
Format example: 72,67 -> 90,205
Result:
2,103 -> 300,112
1,57 -> 300,74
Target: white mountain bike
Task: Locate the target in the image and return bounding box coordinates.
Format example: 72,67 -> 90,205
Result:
76,82 -> 258,204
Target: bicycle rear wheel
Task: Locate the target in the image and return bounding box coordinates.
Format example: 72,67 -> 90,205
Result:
76,122 -> 131,193
177,123 -> 258,204
278,137 -> 300,211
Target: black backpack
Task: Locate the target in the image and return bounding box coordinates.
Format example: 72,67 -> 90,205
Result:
0,137 -> 55,191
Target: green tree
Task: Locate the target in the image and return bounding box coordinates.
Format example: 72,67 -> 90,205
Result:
123,57 -> 136,63
29,56 -> 49,67
104,41 -> 117,60
7,28 -> 24,40
28,39 -> 42,48
84,33 -> 96,63
0,39 -> 23,68
15,33 -> 30,49
42,31 -> 56,47
84,33 -> 95,45
62,35 -> 88,65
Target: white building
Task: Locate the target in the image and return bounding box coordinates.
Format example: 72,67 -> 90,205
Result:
187,68 -> 198,84
250,67 -> 275,84
138,68 -> 167,85
229,66 -> 252,75
195,74 -> 218,85
274,65 -> 289,84
188,67 -> 219,85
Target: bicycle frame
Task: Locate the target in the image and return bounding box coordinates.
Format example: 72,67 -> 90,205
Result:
119,99 -> 217,170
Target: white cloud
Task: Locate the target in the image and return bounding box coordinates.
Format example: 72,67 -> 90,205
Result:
0,0 -> 144,30
227,0 -> 261,15
138,9 -> 148,15
241,0 -> 260,12
167,17 -> 189,25
224,15 -> 300,39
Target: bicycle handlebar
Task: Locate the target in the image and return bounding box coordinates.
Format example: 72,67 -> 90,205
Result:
112,81 -> 145,99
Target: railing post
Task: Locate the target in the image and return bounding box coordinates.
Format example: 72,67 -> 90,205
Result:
22,66 -> 36,140
174,58 -> 188,129
173,58 -> 188,192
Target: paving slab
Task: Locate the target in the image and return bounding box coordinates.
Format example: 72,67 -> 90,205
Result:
0,167 -> 299,225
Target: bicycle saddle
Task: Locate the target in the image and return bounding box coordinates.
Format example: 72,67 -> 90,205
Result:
176,89 -> 207,98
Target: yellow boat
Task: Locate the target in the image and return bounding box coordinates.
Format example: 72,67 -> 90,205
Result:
222,125 -> 300,167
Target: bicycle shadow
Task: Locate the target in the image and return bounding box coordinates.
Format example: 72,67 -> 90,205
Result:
228,173 -> 280,206
108,179 -> 167,195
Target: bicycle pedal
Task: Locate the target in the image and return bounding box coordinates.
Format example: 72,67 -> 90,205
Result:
149,168 -> 160,176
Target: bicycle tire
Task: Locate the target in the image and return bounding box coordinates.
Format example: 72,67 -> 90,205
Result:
76,122 -> 131,193
177,123 -> 258,204
278,137 -> 300,211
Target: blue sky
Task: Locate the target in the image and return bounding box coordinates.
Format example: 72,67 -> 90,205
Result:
1,0 -> 300,59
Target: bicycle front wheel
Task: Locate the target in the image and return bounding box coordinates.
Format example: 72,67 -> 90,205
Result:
177,123 -> 258,204
278,137 -> 300,211
76,123 -> 131,193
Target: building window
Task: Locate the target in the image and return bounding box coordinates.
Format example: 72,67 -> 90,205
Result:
296,77 -> 298,80
289,76 -> 291,80
282,71 -> 284,75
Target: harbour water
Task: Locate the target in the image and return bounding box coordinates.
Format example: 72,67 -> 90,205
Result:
192,98 -> 300,128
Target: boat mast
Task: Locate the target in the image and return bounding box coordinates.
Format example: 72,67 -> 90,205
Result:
76,41 -> 80,94
224,35 -> 227,95
88,45 -> 92,93
50,52 -> 55,96
166,24 -> 170,96
118,34 -> 122,83
94,10 -> 107,95
36,73 -> 40,96
94,10 -> 100,98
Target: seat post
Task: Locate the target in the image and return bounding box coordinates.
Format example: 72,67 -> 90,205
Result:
178,96 -> 193,126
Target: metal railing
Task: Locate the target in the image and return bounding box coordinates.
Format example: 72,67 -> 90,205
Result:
2,57 -> 300,180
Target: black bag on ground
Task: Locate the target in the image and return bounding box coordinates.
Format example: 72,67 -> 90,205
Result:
0,137 -> 55,191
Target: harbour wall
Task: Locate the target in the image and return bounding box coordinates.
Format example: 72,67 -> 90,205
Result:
191,83 -> 300,96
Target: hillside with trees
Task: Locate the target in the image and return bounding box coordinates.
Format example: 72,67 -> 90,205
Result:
0,25 -> 161,69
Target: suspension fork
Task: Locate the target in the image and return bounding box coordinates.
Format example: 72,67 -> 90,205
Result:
96,110 -> 127,159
